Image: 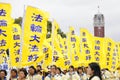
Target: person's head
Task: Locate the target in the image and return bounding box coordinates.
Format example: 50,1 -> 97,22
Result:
78,67 -> 84,74
84,67 -> 88,73
105,68 -> 109,71
63,70 -> 67,75
69,65 -> 74,72
29,66 -> 37,75
37,70 -> 42,75
87,62 -> 102,80
50,65 -> 56,73
117,67 -> 120,70
0,70 -> 7,78
18,68 -> 28,79
56,67 -> 62,74
36,65 -> 42,71
10,69 -> 17,78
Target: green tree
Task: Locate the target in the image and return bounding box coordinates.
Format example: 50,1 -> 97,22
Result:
14,17 -> 22,26
46,21 -> 52,38
46,21 -> 66,39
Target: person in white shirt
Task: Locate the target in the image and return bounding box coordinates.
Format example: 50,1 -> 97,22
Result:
65,65 -> 79,80
87,62 -> 102,80
17,68 -> 28,80
45,65 -> 57,80
114,69 -> 120,80
77,67 -> 87,80
9,69 -> 18,80
54,67 -> 66,80
102,68 -> 113,80
27,66 -> 42,80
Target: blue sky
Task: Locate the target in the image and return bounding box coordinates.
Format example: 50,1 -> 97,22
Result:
0,0 -> 120,41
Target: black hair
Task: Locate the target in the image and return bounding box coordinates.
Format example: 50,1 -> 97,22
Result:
77,67 -> 84,74
29,66 -> 37,74
69,65 -> 74,71
78,67 -> 83,71
37,65 -> 42,69
50,65 -> 57,69
0,70 -> 7,76
19,68 -> 28,78
88,62 -> 102,80
11,69 -> 17,75
56,67 -> 62,73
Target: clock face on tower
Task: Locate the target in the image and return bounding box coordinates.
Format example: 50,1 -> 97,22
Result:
98,17 -> 101,24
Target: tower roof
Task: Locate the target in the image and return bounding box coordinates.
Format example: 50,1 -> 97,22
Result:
94,9 -> 104,27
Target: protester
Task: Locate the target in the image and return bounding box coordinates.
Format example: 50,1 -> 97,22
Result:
87,62 -> 102,80
9,69 -> 18,80
37,70 -> 42,76
65,65 -> 79,80
77,67 -> 87,80
102,68 -> 113,80
17,68 -> 28,80
114,67 -> 120,80
45,65 -> 57,80
0,70 -> 7,80
36,65 -> 42,72
54,67 -> 66,80
27,66 -> 42,80
63,70 -> 67,75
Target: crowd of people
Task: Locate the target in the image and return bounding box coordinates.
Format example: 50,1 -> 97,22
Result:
0,62 -> 120,80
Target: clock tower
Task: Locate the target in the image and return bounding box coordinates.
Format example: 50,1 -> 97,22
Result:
94,10 -> 105,37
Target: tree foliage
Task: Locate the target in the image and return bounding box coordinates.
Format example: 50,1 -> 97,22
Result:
46,21 -> 66,38
14,17 -> 22,26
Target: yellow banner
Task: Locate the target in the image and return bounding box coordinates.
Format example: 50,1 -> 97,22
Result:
80,28 -> 94,66
0,3 -> 12,64
118,43 -> 120,67
0,3 -> 12,22
93,37 -> 105,69
104,38 -> 114,70
110,42 -> 119,71
9,24 -> 21,67
41,39 -> 52,68
71,35 -> 80,68
62,37 -> 71,69
21,6 -> 49,66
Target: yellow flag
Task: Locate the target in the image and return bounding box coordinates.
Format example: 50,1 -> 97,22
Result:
104,38 -> 115,70
42,39 -> 52,68
62,36 -> 71,69
0,3 -> 12,64
70,35 -> 80,68
0,3 -> 12,22
67,27 -> 75,66
9,24 -> 21,67
21,6 -> 49,66
93,37 -> 105,69
69,26 -> 75,35
110,42 -> 119,71
80,28 -> 94,66
118,43 -> 120,67
50,20 -> 70,69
